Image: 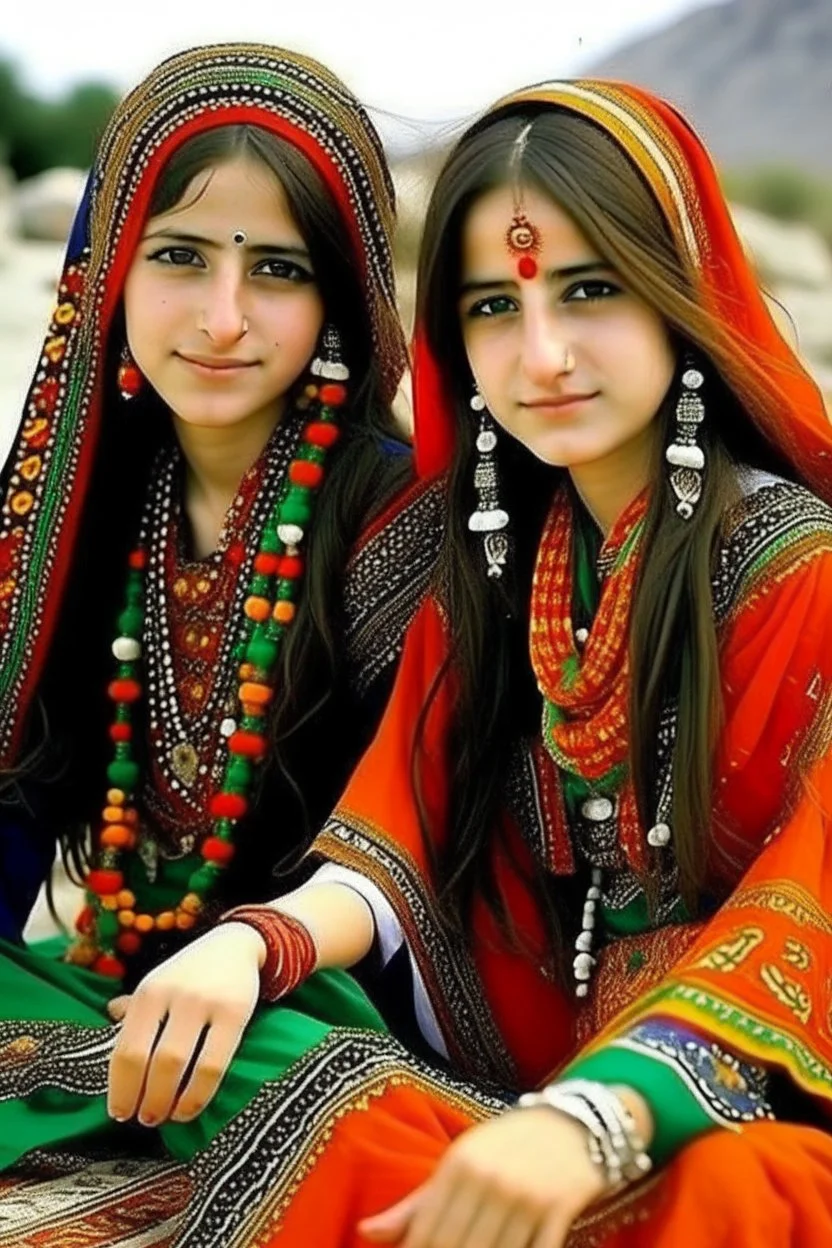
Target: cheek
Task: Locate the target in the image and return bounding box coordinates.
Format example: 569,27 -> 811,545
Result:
265,291 -> 325,353
595,316 -> 674,406
123,273 -> 177,359
463,326 -> 512,403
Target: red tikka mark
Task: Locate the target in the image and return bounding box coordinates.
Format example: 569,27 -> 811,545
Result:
506,211 -> 541,280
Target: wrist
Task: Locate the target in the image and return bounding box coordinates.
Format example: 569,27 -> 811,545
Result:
217,905 -> 318,1001
217,919 -> 268,970
610,1085 -> 655,1151
517,1079 -> 652,1189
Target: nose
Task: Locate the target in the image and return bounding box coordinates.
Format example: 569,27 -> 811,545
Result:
198,268 -> 249,347
520,304 -> 574,386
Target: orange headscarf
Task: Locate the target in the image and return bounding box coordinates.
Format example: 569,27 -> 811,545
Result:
413,79 -> 832,491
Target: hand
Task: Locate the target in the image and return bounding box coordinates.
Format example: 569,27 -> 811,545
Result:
106,921 -> 265,1127
359,1105 -> 608,1248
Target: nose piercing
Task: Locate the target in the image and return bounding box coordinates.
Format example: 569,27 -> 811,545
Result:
232,229 -> 247,246
241,317 -> 249,335
563,348 -> 576,372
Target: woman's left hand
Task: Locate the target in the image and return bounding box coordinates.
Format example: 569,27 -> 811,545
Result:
359,1105 -> 609,1248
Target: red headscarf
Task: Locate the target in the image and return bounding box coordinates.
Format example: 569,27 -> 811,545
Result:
413,79 -> 832,492
0,43 -> 407,766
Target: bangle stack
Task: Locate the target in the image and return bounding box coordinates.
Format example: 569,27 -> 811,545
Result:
517,1078 -> 652,1188
218,906 -> 318,1002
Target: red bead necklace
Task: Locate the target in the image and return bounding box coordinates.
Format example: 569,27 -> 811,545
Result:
68,375 -> 349,977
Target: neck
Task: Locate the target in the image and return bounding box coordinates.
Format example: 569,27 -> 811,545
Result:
568,425 -> 658,537
173,400 -> 286,557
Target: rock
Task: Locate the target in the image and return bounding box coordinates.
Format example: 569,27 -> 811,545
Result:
731,205 -> 832,290
0,239 -> 65,462
775,285 -> 832,366
15,168 -> 86,242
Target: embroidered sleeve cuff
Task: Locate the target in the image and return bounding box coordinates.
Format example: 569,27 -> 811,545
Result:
564,1018 -> 774,1166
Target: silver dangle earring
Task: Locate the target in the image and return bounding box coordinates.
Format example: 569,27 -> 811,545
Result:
468,389 -> 509,579
666,360 -> 706,520
310,324 -> 350,383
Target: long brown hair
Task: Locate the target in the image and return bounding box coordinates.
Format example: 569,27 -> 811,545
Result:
34,124 -> 409,886
415,107 -> 799,959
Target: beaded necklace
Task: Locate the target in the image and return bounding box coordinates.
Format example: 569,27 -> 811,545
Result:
140,417 -> 302,861
69,367 -> 348,978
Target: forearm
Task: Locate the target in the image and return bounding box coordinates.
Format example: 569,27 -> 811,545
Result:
263,881 -> 376,970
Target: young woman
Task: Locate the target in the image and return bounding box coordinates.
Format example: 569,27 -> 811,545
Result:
132,81 -> 832,1246
0,41 -> 443,1243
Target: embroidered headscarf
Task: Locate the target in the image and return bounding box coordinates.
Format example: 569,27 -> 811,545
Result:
0,43 -> 407,766
413,79 -> 832,488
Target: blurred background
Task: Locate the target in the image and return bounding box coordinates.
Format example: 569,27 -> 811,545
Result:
1,0 -> 830,465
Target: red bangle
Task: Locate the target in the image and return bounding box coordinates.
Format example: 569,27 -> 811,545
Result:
218,906 -> 318,1001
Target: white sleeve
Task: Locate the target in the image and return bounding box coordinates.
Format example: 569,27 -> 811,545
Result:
300,862 -> 448,1058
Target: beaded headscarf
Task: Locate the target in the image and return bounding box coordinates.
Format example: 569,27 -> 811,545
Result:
413,79 -> 832,490
0,43 -> 407,767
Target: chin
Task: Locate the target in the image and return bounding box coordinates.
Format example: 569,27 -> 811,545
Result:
168,402 -> 259,429
514,435 -> 605,469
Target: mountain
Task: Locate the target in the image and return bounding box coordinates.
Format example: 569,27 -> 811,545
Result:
587,0 -> 832,173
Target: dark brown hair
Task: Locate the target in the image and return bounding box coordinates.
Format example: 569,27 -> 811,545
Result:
415,107 -> 798,965
36,124 -> 409,889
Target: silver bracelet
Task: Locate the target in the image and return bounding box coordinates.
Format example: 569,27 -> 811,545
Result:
517,1078 -> 653,1188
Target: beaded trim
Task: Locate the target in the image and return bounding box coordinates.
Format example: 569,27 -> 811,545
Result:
0,42 -> 406,768
608,1018 -> 774,1127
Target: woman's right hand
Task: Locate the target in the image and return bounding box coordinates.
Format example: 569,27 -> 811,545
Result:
106,920 -> 266,1127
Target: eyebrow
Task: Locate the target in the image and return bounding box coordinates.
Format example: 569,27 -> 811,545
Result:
459,260 -> 613,296
141,229 -> 311,261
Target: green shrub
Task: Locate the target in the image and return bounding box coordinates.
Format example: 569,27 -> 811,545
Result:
722,165 -> 832,245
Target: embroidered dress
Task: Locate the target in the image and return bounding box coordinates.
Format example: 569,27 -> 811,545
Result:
117,81 -> 831,1248
0,42 -> 444,1246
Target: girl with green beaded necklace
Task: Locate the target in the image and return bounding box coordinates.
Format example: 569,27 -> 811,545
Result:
0,43 -> 443,1241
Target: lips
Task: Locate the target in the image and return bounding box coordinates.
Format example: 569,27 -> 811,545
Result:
521,392 -> 599,409
177,352 -> 257,372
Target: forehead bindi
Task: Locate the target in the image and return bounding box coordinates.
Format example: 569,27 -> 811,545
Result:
147,157 -> 304,248
462,185 -> 595,282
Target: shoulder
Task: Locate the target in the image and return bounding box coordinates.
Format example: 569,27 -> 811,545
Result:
342,473 -> 448,698
713,467 -> 832,623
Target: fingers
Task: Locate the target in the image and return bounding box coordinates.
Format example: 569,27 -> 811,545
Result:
530,1210 -> 572,1248
460,1200 -> 533,1248
107,994 -> 131,1021
134,1003 -> 206,1126
401,1174 -> 477,1248
493,1207 -> 539,1248
170,1009 -> 246,1122
108,988 -> 169,1122
359,1186 -> 425,1242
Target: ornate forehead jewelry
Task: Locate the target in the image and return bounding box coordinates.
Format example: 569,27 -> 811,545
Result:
232,229 -> 248,246
506,122 -> 541,281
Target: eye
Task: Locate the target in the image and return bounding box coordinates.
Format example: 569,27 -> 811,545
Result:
467,294 -> 519,319
564,279 -> 621,303
252,258 -> 314,283
148,246 -> 204,268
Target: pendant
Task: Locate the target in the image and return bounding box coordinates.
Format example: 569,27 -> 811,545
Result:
170,742 -> 199,787
581,795 -> 614,823
138,834 -> 159,884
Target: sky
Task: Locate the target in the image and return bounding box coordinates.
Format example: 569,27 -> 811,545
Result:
1,0 -> 719,144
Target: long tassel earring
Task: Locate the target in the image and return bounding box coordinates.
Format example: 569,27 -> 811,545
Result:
467,389 -> 509,578
310,324 -> 349,383
117,345 -> 143,401
666,360 -> 706,520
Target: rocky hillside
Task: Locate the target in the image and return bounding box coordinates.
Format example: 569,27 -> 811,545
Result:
589,0 -> 832,174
